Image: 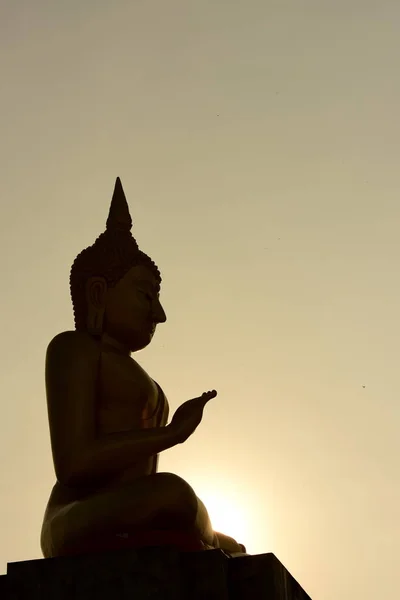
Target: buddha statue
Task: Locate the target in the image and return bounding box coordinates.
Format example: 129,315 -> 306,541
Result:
41,178 -> 245,558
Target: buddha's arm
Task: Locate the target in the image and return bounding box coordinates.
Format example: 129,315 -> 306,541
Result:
45,332 -> 180,487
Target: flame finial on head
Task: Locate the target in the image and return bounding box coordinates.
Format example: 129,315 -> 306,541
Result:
106,177 -> 133,232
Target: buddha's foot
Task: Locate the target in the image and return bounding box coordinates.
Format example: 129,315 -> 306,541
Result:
214,531 -> 246,554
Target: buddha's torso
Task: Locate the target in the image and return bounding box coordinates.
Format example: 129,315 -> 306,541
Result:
97,345 -> 169,483
98,347 -> 164,434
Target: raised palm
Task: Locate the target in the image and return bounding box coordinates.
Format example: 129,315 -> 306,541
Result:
170,390 -> 217,443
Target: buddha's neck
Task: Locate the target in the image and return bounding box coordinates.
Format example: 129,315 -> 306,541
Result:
100,333 -> 132,356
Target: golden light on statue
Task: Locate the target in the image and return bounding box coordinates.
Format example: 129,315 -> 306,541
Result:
40,178 -> 245,558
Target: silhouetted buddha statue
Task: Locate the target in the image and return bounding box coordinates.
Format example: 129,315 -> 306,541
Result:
41,178 -> 245,558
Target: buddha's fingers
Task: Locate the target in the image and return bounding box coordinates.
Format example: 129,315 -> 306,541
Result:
201,390 -> 217,401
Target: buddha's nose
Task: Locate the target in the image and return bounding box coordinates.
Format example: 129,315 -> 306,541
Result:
153,299 -> 167,324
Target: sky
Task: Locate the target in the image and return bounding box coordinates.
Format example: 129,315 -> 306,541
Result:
1,1 -> 400,598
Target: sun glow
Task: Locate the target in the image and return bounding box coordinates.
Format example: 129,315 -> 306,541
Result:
200,486 -> 251,547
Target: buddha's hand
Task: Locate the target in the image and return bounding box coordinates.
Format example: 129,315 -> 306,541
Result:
169,390 -> 217,444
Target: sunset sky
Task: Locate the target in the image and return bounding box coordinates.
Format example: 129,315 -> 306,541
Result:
1,2 -> 400,598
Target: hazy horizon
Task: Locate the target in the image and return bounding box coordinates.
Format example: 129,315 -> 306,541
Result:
1,3 -> 400,599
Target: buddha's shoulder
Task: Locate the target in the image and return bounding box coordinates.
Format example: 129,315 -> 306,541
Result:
47,330 -> 100,361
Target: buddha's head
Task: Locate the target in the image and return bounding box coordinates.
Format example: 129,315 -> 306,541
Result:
70,178 -> 166,352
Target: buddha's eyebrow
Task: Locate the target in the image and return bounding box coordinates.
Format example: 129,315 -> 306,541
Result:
134,279 -> 157,292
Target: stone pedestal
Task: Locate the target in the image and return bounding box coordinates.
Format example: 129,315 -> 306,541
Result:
0,548 -> 311,599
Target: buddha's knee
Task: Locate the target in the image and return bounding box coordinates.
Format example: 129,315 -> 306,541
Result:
154,472 -> 199,525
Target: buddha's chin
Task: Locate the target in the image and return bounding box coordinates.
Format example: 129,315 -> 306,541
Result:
104,324 -> 156,353
129,331 -> 155,353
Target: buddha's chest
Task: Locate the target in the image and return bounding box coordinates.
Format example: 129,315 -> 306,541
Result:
96,352 -> 161,435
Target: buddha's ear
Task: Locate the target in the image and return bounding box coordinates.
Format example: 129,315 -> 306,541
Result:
85,277 -> 107,336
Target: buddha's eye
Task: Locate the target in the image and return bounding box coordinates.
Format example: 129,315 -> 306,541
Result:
139,290 -> 153,303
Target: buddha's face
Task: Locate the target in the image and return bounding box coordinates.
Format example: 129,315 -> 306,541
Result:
95,265 -> 166,352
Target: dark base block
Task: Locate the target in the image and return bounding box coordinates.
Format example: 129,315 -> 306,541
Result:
1,548 -> 311,599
